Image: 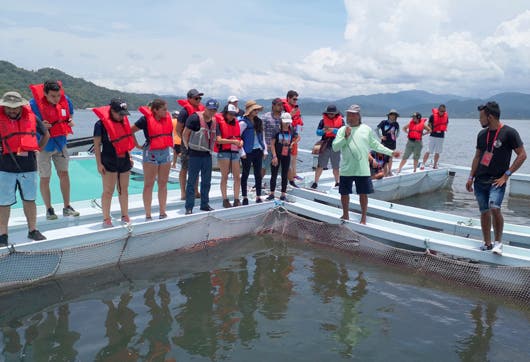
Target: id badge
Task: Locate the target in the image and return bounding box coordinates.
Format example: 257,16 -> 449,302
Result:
480,151 -> 493,167
61,108 -> 67,117
281,145 -> 289,156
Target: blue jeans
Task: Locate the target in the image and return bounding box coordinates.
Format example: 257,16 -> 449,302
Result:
185,156 -> 212,210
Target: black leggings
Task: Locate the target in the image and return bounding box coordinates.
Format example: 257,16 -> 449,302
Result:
241,149 -> 263,197
270,155 -> 291,193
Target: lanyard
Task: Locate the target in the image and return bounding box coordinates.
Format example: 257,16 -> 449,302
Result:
486,124 -> 503,152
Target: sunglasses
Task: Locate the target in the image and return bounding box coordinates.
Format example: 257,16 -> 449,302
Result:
292,98 -> 298,101
194,97 -> 202,101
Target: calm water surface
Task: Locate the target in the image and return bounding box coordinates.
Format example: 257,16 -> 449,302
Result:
1,236 -> 529,361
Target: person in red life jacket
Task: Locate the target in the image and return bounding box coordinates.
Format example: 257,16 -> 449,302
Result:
176,89 -> 205,200
281,90 -> 303,187
131,99 -> 173,220
311,105 -> 344,189
466,101 -> 526,255
29,80 -> 80,220
239,100 -> 267,205
376,109 -> 400,176
182,98 -> 219,214
421,104 -> 448,170
0,91 -> 50,246
216,104 -> 243,208
266,112 -> 298,201
396,112 -> 432,173
93,99 -> 136,228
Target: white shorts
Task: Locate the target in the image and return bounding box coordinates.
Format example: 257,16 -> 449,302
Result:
428,137 -> 444,154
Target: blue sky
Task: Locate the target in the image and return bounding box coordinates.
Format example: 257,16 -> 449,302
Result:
2,1 -> 530,99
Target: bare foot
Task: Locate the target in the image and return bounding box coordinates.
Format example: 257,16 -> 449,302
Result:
360,218 -> 367,225
340,215 -> 349,220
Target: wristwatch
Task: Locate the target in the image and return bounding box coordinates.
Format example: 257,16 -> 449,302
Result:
505,170 -> 512,177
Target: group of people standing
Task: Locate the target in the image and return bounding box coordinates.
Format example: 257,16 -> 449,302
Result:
0,81 -> 526,255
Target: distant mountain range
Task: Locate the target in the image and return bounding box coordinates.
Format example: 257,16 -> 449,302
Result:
2,60 -> 530,118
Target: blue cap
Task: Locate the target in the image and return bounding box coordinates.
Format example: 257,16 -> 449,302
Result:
205,98 -> 219,110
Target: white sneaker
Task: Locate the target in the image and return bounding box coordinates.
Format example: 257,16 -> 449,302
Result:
492,241 -> 503,256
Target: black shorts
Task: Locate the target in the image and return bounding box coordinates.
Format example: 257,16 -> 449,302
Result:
102,155 -> 133,173
339,176 -> 374,195
180,146 -> 189,169
173,144 -> 181,154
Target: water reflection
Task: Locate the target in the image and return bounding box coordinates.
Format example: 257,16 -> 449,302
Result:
457,303 -> 497,361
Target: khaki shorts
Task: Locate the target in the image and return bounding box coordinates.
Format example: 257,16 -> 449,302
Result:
37,148 -> 69,178
403,140 -> 423,161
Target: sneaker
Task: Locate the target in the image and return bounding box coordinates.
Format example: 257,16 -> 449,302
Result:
46,207 -> 58,220
200,205 -> 214,211
63,205 -> 80,217
223,199 -> 232,208
121,215 -> 130,223
28,229 -> 46,241
145,216 -> 153,221
289,180 -> 299,188
295,175 -> 303,180
280,195 -> 286,201
310,182 -> 318,189
479,243 -> 493,251
102,218 -> 113,228
250,185 -> 256,192
185,209 -> 193,215
266,194 -> 275,201
242,198 -> 249,206
256,198 -> 263,203
233,199 -> 241,207
492,241 -> 503,256
159,214 -> 168,219
0,234 -> 8,247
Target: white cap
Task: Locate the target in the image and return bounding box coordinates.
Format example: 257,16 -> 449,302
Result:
227,104 -> 238,114
346,104 -> 361,114
227,95 -> 239,103
281,112 -> 292,123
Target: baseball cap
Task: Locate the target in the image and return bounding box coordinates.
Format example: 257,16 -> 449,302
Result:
272,98 -> 283,105
281,112 -> 292,123
226,104 -> 238,115
227,95 -> 239,103
411,112 -> 422,119
109,98 -> 130,115
187,89 -> 204,98
171,110 -> 180,118
205,98 -> 219,110
324,104 -> 338,114
346,104 -> 361,114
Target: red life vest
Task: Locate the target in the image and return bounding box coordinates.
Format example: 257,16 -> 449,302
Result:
216,115 -> 241,152
281,99 -> 303,127
0,105 -> 40,155
177,99 -> 205,117
432,108 -> 448,132
408,118 -> 426,141
29,81 -> 72,137
138,106 -> 173,150
92,106 -> 135,157
322,114 -> 343,138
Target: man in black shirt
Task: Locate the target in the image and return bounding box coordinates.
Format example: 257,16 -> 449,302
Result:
466,101 -> 527,255
0,91 -> 50,245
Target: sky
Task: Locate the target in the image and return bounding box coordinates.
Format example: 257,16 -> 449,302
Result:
2,0 -> 530,100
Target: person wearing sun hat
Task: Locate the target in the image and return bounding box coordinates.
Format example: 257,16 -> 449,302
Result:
376,109 -> 400,176
239,100 -> 267,205
0,91 -> 50,245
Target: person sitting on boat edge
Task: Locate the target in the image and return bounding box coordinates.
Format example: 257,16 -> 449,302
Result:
93,99 -> 136,228
131,99 -> 173,220
216,104 -> 243,208
29,80 -> 81,220
171,110 -> 181,169
182,98 -> 219,214
396,112 -> 431,174
376,109 -> 400,176
239,100 -> 267,205
332,104 -> 401,224
422,104 -> 448,170
0,91 -> 50,245
311,104 -> 344,189
266,112 -> 298,202
466,101 -> 526,255
369,151 -> 386,180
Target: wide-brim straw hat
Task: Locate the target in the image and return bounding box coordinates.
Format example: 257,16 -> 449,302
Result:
244,100 -> 264,116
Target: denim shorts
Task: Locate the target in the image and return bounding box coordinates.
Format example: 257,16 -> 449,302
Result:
142,147 -> 172,165
217,151 -> 240,161
474,179 -> 506,213
339,176 -> 374,195
0,171 -> 38,205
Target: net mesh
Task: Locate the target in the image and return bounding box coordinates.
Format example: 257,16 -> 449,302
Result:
1,207 -> 529,305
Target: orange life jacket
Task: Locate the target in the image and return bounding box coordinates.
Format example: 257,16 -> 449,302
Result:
93,106 -> 135,157
177,99 -> 205,117
0,105 -> 40,155
138,106 -> 173,150
29,81 -> 72,137
408,118 -> 426,141
322,114 -> 343,138
216,115 -> 241,152
432,108 -> 448,132
281,99 -> 303,127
